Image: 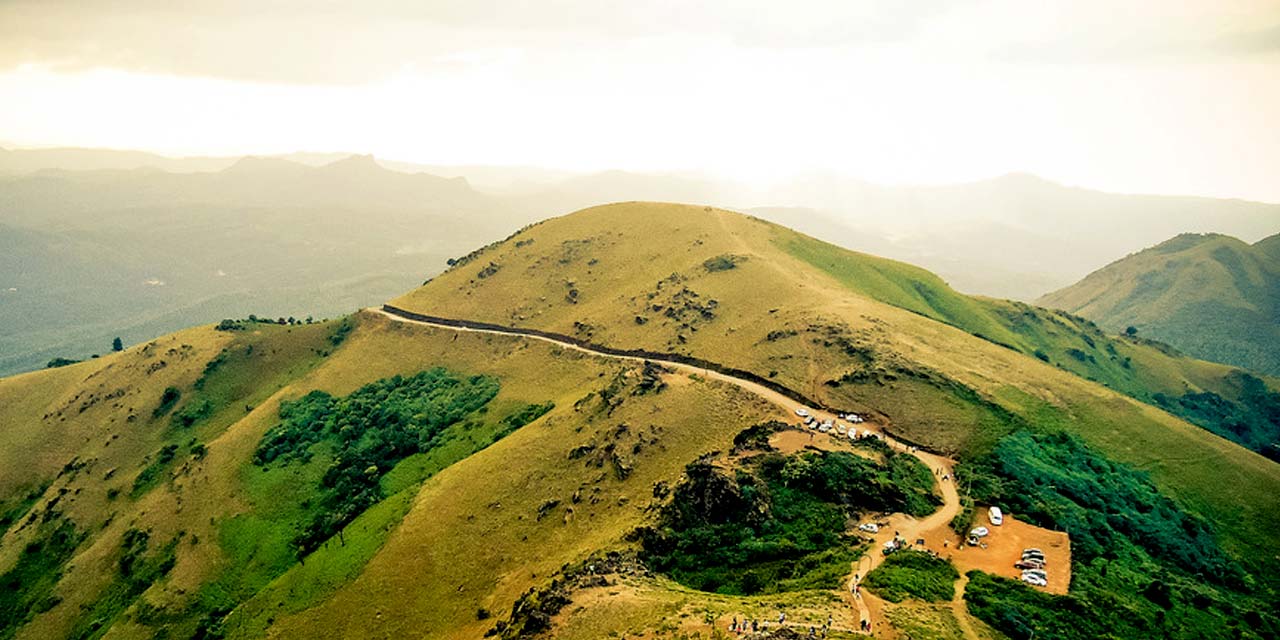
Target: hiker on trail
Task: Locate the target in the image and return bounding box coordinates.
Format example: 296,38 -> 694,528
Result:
730,617 -> 737,632
752,620 -> 758,633
779,612 -> 786,625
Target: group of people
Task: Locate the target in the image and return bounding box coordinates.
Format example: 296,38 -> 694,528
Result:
727,617 -> 763,634
726,609 -> 875,636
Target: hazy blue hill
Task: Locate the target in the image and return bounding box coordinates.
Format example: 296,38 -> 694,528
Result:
0,157 -> 539,376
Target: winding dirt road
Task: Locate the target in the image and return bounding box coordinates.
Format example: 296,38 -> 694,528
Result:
374,306 -> 976,638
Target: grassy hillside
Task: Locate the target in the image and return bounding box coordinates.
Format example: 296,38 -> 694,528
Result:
1039,232 -> 1280,378
0,310 -> 793,639
392,203 -> 1280,552
2,202 -> 1278,639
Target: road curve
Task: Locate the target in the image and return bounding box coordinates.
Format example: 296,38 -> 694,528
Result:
373,306 -> 970,637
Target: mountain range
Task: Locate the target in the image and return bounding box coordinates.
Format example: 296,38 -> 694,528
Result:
4,147 -> 1279,379
0,202 -> 1276,640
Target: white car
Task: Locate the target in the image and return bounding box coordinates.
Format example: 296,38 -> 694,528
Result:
858,523 -> 879,533
795,408 -> 810,417
1021,574 -> 1048,587
836,424 -> 848,435
970,527 -> 990,538
989,506 -> 1004,526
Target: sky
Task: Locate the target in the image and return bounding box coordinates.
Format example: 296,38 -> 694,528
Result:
1,0 -> 1278,201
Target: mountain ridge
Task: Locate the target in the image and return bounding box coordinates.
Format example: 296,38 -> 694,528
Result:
1039,230 -> 1280,378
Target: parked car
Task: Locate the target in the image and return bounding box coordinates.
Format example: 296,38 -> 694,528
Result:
988,506 -> 1004,526
970,527 -> 990,538
1015,559 -> 1045,570
858,523 -> 879,533
796,408 -> 810,417
1022,574 -> 1048,587
1022,569 -> 1048,582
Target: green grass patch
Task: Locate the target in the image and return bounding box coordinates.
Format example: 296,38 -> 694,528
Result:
67,530 -> 178,640
0,516 -> 81,639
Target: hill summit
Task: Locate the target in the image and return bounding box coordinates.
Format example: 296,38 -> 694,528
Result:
1039,231 -> 1280,376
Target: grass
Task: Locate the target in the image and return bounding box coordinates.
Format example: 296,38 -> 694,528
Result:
388,203 -> 1280,568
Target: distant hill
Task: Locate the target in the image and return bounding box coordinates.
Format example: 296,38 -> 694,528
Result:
0,155 -> 542,376
7,146 -> 1280,301
1039,232 -> 1280,377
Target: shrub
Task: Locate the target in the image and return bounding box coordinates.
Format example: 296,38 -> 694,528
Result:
863,550 -> 958,602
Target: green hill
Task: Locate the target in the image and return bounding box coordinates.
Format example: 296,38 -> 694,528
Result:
1039,232 -> 1280,377
1038,233 -> 1280,453
2,203 -> 1278,640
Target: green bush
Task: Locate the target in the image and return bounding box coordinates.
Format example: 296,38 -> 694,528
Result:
863,550 -> 958,602
957,431 -> 1278,640
640,446 -> 937,595
153,387 -> 181,418
253,368 -> 500,554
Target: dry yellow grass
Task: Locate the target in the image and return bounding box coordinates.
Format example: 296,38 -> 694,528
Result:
391,202 -> 1280,561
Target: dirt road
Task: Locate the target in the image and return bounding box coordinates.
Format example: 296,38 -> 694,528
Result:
374,307 -> 980,637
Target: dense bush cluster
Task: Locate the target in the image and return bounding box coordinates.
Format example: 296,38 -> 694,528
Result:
1153,371 -> 1280,457
958,430 -> 1277,640
254,368 -> 500,555
862,550 -> 958,602
964,431 -> 1231,579
639,447 -> 937,595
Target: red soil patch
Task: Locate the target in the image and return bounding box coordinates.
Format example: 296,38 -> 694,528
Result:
917,513 -> 1071,595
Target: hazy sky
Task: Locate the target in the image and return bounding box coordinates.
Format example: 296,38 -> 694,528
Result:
2,0 -> 1278,201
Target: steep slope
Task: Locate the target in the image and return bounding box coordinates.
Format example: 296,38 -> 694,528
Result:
1039,232 -> 1280,377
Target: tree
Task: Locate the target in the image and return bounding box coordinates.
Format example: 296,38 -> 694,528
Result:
112,337 -> 124,352
1125,326 -> 1138,337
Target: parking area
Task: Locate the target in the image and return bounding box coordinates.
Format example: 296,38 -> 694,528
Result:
940,514 -> 1071,594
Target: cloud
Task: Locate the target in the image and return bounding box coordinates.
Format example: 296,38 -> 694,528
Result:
0,1 -> 963,84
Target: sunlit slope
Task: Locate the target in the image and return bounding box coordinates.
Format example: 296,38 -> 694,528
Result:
391,202 -> 1280,557
1040,232 -> 1280,376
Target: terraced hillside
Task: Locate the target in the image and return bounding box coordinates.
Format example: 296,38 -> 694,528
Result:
1,203 -> 1277,640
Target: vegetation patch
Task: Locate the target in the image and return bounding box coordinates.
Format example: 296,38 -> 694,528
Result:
1152,371 -> 1280,459
67,529 -> 178,640
253,368 -> 501,554
862,550 -> 958,603
152,386 -> 181,418
639,444 -> 936,595
0,516 -> 81,639
958,430 -> 1277,639
702,254 -> 747,272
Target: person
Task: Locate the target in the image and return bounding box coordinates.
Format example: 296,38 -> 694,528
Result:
730,617 -> 737,632
752,620 -> 758,633
779,612 -> 786,625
